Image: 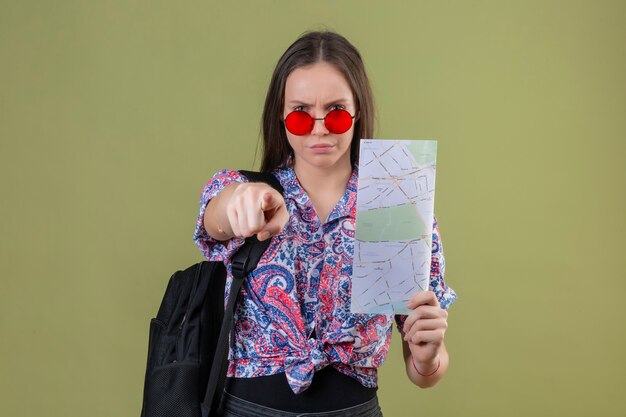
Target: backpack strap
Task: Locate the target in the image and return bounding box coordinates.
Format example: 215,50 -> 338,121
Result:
238,170 -> 284,194
201,170 -> 284,417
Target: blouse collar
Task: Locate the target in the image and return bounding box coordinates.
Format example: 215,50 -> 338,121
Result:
275,165 -> 358,222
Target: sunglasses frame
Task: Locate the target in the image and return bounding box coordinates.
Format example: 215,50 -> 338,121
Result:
283,109 -> 357,136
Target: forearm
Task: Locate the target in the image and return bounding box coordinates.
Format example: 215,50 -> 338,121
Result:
203,183 -> 240,241
402,340 -> 449,388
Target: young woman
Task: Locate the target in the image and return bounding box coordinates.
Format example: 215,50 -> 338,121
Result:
194,30 -> 457,417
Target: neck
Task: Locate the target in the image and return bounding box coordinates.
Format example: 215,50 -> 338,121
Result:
293,159 -> 353,197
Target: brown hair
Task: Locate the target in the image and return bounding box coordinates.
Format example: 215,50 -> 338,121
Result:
260,31 -> 375,172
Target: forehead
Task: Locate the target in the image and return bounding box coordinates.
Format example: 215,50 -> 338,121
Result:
284,62 -> 354,104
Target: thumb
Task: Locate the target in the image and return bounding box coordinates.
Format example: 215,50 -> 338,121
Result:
260,191 -> 279,212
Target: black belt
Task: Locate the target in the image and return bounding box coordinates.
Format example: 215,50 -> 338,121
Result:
224,366 -> 377,413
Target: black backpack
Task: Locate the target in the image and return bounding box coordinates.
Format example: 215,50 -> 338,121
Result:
140,171 -> 283,417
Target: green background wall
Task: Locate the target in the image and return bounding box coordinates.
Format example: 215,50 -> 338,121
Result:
1,1 -> 624,416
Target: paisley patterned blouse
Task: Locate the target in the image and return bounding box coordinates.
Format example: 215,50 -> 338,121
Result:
193,166 -> 457,394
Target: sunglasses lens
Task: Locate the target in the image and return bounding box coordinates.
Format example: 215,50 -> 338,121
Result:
324,109 -> 353,134
285,111 -> 313,136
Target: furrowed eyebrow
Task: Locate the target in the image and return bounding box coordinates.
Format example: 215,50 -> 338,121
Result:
287,99 -> 351,107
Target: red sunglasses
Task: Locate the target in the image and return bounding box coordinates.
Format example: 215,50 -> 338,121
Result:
283,109 -> 356,136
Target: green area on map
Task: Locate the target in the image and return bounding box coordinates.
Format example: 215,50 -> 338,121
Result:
407,140 -> 437,165
356,204 -> 426,242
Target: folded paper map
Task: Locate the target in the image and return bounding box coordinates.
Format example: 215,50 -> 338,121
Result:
351,139 -> 437,314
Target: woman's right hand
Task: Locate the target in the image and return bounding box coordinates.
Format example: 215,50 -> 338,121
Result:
205,182 -> 288,242
226,183 -> 288,241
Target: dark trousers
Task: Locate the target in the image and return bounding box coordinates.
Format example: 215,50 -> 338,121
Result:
220,391 -> 384,417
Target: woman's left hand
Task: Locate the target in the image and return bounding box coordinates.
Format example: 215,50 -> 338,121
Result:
402,291 -> 448,370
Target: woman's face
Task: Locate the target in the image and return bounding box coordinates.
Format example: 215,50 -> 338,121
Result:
283,62 -> 356,172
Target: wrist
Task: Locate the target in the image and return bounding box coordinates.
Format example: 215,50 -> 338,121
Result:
411,355 -> 440,377
204,183 -> 241,240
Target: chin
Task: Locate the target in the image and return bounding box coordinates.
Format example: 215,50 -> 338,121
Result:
306,155 -> 350,170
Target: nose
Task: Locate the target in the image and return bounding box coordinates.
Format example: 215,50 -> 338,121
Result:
310,115 -> 329,136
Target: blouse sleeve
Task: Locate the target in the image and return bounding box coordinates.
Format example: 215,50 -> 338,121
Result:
395,215 -> 457,331
193,169 -> 249,262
